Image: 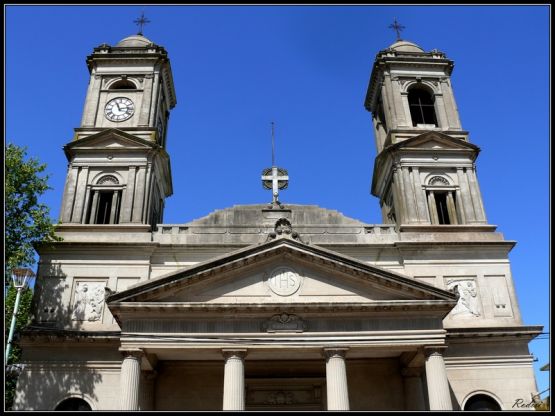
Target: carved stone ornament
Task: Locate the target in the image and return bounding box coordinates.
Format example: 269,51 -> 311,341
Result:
446,279 -> 481,317
428,175 -> 449,186
265,391 -> 296,405
262,313 -> 306,332
97,174 -> 119,185
71,282 -> 106,321
267,267 -> 302,296
267,218 -> 305,242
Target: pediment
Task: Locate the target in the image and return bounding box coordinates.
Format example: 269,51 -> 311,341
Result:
392,131 -> 479,152
107,238 -> 456,309
64,129 -> 156,155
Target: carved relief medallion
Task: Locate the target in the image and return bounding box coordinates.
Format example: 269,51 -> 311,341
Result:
267,267 -> 302,296
446,279 -> 481,317
71,281 -> 106,322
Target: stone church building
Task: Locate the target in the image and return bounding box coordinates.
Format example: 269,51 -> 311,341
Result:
13,32 -> 541,411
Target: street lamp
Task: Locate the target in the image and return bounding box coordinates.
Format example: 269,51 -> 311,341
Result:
5,268 -> 35,364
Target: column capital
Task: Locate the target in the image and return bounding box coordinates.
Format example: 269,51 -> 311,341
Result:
323,347 -> 349,360
222,349 -> 247,360
119,348 -> 144,360
423,345 -> 447,358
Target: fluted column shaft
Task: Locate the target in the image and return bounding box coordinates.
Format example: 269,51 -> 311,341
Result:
120,349 -> 143,410
324,348 -> 350,410
425,347 -> 452,410
402,367 -> 426,410
222,349 -> 247,410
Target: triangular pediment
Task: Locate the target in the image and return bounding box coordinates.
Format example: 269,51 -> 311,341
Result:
107,238 -> 456,309
64,129 -> 156,158
391,131 -> 479,152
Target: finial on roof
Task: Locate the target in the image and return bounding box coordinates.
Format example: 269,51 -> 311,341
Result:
133,11 -> 151,36
388,18 -> 405,41
262,122 -> 289,208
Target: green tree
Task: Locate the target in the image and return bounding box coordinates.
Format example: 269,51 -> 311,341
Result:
5,286 -> 33,409
5,143 -> 60,284
5,143 -> 60,409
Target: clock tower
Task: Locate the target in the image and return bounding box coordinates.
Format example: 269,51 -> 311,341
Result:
58,33 -> 176,228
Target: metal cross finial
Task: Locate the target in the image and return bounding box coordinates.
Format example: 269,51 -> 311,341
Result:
134,11 -> 151,36
271,121 -> 276,167
388,18 -> 405,41
262,121 -> 288,208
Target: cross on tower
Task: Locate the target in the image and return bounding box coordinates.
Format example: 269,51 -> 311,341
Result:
261,122 -> 288,207
134,12 -> 151,36
388,18 -> 405,41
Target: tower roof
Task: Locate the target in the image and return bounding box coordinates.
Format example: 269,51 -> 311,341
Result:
116,34 -> 155,47
388,39 -> 424,52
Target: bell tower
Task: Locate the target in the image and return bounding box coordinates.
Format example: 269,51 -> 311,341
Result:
365,37 -> 488,228
59,32 -> 176,229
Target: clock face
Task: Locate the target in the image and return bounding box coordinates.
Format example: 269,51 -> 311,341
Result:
104,97 -> 135,122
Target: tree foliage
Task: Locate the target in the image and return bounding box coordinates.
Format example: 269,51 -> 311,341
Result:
5,143 -> 60,283
5,285 -> 34,409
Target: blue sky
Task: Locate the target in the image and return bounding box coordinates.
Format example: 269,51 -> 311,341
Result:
5,5 -> 550,399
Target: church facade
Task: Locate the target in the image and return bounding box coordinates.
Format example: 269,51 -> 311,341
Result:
13,32 -> 541,411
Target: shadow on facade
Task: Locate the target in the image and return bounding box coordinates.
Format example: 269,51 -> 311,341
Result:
12,262 -> 104,410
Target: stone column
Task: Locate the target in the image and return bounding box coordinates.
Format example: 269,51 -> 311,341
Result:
61,166 -> 79,223
456,167 -> 475,223
446,191 -> 458,225
392,167 -> 406,224
81,185 -> 92,224
139,370 -> 157,411
89,190 -> 100,224
402,167 -> 418,223
434,94 -> 449,130
411,167 -> 429,223
424,347 -> 452,410
120,349 -> 143,410
121,166 -> 137,223
71,167 -> 89,223
222,349 -> 247,411
467,167 -> 487,223
132,166 -> 146,223
109,190 -> 119,224
402,367 -> 426,410
454,188 -> 466,224
427,191 -> 439,224
324,348 -> 350,411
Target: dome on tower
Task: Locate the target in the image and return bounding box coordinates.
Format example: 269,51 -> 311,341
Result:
116,34 -> 155,47
388,40 -> 424,53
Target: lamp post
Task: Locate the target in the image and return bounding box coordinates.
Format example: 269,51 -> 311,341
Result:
5,268 -> 35,364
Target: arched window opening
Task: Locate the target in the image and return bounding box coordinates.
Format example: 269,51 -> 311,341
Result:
85,175 -> 123,225
408,88 -> 438,127
425,176 -> 460,225
55,398 -> 92,411
110,79 -> 136,90
464,394 -> 501,411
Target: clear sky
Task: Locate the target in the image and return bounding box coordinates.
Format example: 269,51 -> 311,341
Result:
5,5 -> 550,400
